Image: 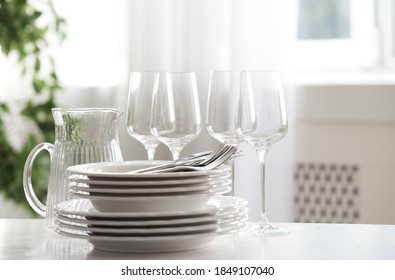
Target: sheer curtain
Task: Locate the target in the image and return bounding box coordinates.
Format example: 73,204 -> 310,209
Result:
0,0 -> 295,221
119,0 -> 295,222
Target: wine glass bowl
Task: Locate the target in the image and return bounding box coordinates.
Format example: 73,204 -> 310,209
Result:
126,72 -> 160,160
206,71 -> 241,146
236,70 -> 289,235
206,71 -> 243,195
151,72 -> 202,160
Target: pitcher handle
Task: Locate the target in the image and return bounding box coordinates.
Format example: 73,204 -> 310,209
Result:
23,142 -> 54,217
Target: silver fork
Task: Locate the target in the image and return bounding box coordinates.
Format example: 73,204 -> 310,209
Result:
182,143 -> 228,167
125,153 -> 207,174
146,145 -> 238,173
130,143 -> 232,174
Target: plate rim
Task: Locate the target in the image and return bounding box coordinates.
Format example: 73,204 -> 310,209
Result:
67,160 -> 231,179
54,196 -> 248,218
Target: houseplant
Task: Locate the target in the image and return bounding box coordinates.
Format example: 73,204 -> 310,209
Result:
0,0 -> 65,214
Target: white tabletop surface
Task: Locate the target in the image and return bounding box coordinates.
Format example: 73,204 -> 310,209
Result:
0,219 -> 394,260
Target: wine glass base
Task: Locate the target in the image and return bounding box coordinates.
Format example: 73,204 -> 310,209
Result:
246,221 -> 290,236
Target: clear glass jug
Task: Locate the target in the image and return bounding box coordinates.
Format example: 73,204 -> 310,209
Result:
23,108 -> 123,227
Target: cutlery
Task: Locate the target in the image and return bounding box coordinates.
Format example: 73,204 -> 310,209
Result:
139,145 -> 238,173
129,144 -> 238,173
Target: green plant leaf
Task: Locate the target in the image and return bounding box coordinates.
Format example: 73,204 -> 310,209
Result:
34,58 -> 41,72
0,0 -> 66,213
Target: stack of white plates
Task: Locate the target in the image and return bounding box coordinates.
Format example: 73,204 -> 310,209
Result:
53,161 -> 248,253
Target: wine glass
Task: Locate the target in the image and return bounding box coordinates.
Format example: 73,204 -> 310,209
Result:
206,71 -> 242,195
236,70 -> 289,235
126,72 -> 160,160
150,72 -> 202,160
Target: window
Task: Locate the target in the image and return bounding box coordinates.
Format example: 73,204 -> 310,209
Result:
379,0 -> 395,69
298,0 -> 350,40
291,0 -> 380,71
0,0 -> 128,103
52,0 -> 128,87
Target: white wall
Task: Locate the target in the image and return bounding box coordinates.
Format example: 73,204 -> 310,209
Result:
295,84 -> 395,224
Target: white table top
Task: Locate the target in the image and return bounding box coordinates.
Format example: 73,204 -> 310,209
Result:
1,219 -> 394,260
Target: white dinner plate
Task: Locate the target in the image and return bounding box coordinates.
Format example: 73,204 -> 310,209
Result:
54,220 -> 246,253
55,196 -> 248,219
67,160 -> 231,180
54,215 -> 247,235
54,207 -> 248,227
68,173 -> 231,187
69,185 -> 230,198
68,182 -> 210,194
67,179 -> 231,194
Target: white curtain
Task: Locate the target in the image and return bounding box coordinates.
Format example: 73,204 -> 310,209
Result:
0,0 -> 295,221
119,0 -> 295,222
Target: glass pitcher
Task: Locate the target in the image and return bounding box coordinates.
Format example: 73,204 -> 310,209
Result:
23,108 -> 124,228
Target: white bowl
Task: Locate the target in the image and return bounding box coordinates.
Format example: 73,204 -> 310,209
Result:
69,188 -> 231,213
67,160 -> 231,180
55,196 -> 248,219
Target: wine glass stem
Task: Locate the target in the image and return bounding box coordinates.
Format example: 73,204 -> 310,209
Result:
170,147 -> 183,160
228,158 -> 235,196
257,148 -> 268,225
146,147 -> 156,161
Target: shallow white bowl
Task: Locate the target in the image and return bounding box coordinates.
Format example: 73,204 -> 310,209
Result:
67,160 -> 231,180
55,196 -> 248,218
69,187 -> 231,213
